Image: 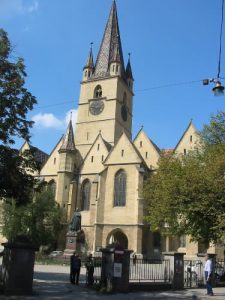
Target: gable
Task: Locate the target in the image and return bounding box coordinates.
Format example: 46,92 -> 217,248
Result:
104,132 -> 143,165
175,122 -> 200,155
81,134 -> 110,174
40,137 -> 63,176
133,129 -> 160,169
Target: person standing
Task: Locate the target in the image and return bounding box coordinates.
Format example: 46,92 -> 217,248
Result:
70,252 -> 81,285
85,254 -> 94,286
204,254 -> 214,296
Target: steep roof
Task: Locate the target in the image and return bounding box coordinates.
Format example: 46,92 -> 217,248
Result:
93,0 -> 125,79
59,120 -> 76,152
83,46 -> 94,70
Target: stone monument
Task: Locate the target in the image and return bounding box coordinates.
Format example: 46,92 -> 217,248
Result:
64,209 -> 84,256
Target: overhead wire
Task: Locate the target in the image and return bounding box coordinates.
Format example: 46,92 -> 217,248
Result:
217,0 -> 224,78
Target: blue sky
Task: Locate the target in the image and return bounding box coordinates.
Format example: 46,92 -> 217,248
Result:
1,0 -> 225,153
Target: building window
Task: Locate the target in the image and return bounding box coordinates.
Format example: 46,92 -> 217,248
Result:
153,232 -> 161,249
140,141 -> 142,148
85,70 -> 87,76
190,135 -> 193,142
121,149 -> 124,157
81,180 -> 91,211
48,180 -> 56,196
184,149 -> 187,155
114,170 -> 126,207
102,155 -> 104,162
145,152 -> 148,159
91,156 -> 94,162
94,85 -> 102,98
54,157 -> 56,164
97,144 -> 100,151
179,235 -> 186,248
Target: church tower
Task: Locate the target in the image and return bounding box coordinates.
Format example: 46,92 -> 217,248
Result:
75,0 -> 134,158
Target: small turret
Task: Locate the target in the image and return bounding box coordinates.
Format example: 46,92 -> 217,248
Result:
125,53 -> 134,91
110,45 -> 122,76
83,43 -> 94,81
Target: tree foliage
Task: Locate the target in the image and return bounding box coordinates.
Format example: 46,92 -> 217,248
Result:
0,28 -> 37,205
0,29 -> 36,144
2,189 -> 63,247
144,111 -> 225,244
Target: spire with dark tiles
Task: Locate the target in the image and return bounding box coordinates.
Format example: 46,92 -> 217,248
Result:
94,0 -> 125,78
59,119 -> 76,152
83,44 -> 94,70
125,54 -> 134,80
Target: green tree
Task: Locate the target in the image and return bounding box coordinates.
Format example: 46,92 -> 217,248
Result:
2,189 -> 63,247
144,112 -> 225,244
0,28 -> 37,204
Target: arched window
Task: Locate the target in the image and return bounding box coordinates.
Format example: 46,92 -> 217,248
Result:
123,92 -> 127,104
48,180 -> 56,196
114,170 -> 126,207
81,179 -> 91,211
94,85 -> 102,98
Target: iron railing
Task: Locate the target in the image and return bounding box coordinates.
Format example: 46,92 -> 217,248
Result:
129,258 -> 171,283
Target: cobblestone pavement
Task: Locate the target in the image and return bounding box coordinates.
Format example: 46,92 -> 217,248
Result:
1,264 -> 225,299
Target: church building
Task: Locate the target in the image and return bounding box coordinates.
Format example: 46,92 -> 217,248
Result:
16,1 -> 224,259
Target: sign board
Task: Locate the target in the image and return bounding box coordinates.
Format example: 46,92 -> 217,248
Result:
114,263 -> 122,278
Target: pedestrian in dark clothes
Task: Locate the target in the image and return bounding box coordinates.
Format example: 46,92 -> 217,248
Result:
70,252 -> 81,285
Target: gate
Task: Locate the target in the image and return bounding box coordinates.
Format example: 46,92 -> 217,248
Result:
129,258 -> 171,283
184,260 -> 204,288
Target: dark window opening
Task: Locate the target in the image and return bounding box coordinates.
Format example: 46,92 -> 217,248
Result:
114,170 -> 126,207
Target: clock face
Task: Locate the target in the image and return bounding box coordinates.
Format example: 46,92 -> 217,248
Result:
89,100 -> 104,115
121,105 -> 127,122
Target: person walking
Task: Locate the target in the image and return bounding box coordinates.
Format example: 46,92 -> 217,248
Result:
70,252 -> 81,285
204,254 -> 214,296
85,253 -> 94,286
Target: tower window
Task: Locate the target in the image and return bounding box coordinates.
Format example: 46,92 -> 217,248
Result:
81,179 -> 91,211
94,85 -> 102,98
54,157 -> 56,164
140,141 -> 142,148
184,149 -> 187,155
97,144 -> 100,150
121,149 -> 124,157
91,156 -> 94,162
116,65 -> 119,73
102,155 -> 104,162
145,152 -> 148,159
112,65 -> 115,72
88,70 -> 90,77
190,135 -> 193,142
85,70 -> 87,77
114,169 -> 126,207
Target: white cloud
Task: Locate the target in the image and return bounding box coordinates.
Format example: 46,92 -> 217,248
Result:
32,110 -> 78,131
0,0 -> 39,18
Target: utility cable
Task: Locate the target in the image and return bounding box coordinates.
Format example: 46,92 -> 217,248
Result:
217,0 -> 224,78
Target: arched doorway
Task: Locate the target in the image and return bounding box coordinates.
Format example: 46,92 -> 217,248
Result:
107,229 -> 128,249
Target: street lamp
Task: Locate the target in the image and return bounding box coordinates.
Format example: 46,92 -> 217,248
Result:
203,0 -> 225,96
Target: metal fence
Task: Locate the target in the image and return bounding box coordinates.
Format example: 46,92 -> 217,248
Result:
184,259 -> 225,288
184,260 -> 204,288
129,258 -> 171,283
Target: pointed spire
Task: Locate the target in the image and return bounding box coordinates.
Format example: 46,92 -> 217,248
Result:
126,53 -> 134,80
60,119 -> 76,152
94,0 -> 125,78
84,42 -> 94,70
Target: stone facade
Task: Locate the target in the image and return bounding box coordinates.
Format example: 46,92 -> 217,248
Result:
2,1 -> 223,260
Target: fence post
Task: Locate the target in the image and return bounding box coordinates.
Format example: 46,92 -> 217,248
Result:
163,252 -> 185,290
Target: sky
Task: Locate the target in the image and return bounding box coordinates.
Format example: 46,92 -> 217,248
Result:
1,0 -> 225,154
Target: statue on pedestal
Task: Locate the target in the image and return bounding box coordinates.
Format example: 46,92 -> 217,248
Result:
69,208 -> 81,233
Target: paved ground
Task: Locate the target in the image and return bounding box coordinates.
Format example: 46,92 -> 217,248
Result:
1,264 -> 225,299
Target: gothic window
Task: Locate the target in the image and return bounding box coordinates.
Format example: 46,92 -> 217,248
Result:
153,232 -> 161,249
48,180 -> 56,196
94,85 -> 102,98
190,135 -> 193,142
114,169 -> 126,207
179,235 -> 186,248
81,179 -> 91,211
